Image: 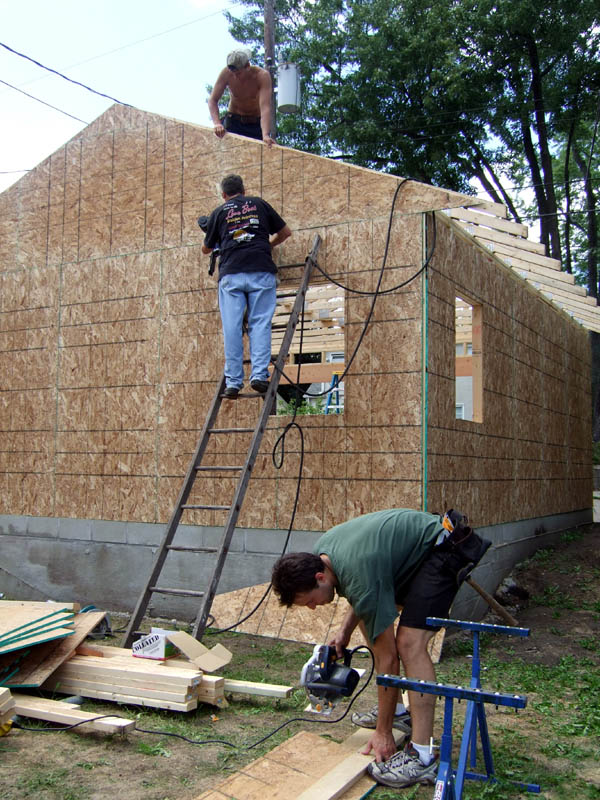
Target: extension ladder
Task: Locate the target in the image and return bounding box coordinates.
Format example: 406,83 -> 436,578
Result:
122,235 -> 321,647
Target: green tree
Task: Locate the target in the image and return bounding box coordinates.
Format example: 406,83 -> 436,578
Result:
227,0 -> 599,276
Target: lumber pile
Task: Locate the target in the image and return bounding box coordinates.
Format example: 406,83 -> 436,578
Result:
1,602 -> 294,719
42,645 -> 224,711
43,642 -> 294,710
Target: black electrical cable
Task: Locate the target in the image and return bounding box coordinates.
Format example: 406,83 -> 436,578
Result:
0,41 -> 132,107
272,189 -> 438,401
0,77 -> 88,124
12,714 -> 128,733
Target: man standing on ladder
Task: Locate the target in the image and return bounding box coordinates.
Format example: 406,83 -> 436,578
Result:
202,174 -> 292,398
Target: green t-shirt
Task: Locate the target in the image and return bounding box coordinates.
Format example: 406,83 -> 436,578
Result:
313,508 -> 443,642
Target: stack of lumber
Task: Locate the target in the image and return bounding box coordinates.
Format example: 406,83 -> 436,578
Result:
87,643 -> 294,700
42,644 -> 226,711
0,687 -> 16,731
0,601 -> 107,688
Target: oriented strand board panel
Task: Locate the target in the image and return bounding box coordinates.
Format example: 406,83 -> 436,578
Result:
426,214 -> 592,523
193,730 -> 377,800
0,101 -> 592,556
1,611 -> 106,687
0,104 -> 427,531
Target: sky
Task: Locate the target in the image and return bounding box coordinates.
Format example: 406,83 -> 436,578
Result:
0,0 -> 244,193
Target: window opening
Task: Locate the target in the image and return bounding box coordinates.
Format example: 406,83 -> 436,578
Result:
455,296 -> 482,422
272,283 -> 345,415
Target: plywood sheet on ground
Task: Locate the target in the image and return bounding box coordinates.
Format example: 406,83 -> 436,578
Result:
209,584 -> 444,662
0,606 -> 74,644
193,730 -> 378,800
209,584 -> 364,647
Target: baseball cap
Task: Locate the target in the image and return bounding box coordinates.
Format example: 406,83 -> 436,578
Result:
227,49 -> 251,69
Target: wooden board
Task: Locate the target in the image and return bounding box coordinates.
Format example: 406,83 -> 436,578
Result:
0,601 -> 79,611
39,680 -> 198,712
191,728 -> 404,800
41,648 -> 225,710
0,607 -> 74,643
223,678 -> 293,698
12,693 -> 135,735
0,627 -> 74,656
2,611 -> 107,688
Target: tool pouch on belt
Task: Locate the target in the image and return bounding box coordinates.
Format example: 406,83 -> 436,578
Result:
440,509 -> 492,585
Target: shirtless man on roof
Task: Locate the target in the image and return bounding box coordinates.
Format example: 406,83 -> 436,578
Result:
208,49 -> 275,147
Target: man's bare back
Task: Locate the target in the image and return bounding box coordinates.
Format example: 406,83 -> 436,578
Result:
208,53 -> 275,146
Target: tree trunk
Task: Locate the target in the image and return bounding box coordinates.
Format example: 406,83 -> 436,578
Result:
520,114 -> 550,248
573,145 -> 599,298
563,118 -> 577,274
526,37 -> 561,260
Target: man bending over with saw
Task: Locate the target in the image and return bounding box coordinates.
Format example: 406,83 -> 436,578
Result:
271,508 -> 490,789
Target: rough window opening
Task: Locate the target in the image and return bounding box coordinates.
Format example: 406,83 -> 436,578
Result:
455,296 -> 482,422
272,283 -> 345,415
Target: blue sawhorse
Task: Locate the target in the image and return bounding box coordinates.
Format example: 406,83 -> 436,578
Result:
377,617 -> 541,799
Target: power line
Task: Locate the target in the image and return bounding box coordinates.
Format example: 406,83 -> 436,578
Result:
5,3 -> 237,93
0,41 -> 132,107
0,77 -> 88,124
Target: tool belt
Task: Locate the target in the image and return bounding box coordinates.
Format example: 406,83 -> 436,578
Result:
224,112 -> 261,124
438,509 -> 492,585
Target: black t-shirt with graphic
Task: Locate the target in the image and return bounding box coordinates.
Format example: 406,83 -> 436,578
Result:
204,195 -> 286,279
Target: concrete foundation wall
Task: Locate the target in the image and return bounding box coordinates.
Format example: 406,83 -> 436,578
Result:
0,508 -> 591,627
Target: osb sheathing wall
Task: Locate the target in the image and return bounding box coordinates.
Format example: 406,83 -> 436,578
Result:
0,104 -> 438,533
426,214 -> 592,525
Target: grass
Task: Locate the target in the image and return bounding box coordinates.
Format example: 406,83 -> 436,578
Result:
3,528 -> 600,799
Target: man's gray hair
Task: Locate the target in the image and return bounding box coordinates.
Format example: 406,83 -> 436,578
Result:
221,174 -> 245,197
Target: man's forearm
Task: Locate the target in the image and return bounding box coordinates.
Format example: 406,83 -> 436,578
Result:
270,225 -> 292,248
376,682 -> 399,733
207,98 -> 222,126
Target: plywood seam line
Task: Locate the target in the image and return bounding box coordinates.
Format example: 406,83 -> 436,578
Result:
153,247 -> 167,523
421,212 -> 431,512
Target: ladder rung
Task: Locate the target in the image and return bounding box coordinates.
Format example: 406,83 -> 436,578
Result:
209,427 -> 255,434
182,504 -> 229,510
166,545 -> 218,553
196,465 -> 243,472
149,587 -> 205,597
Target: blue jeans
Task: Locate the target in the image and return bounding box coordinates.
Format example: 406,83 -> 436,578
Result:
218,271 -> 277,389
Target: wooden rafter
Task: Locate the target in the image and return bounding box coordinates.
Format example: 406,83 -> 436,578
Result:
444,206 -> 600,333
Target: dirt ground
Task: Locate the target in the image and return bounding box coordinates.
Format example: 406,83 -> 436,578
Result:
1,525 -> 599,800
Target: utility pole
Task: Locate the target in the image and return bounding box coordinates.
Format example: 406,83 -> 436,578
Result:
264,0 -> 276,138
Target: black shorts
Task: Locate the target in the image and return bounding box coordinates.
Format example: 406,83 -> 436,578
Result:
222,113 -> 262,141
397,544 -> 463,631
